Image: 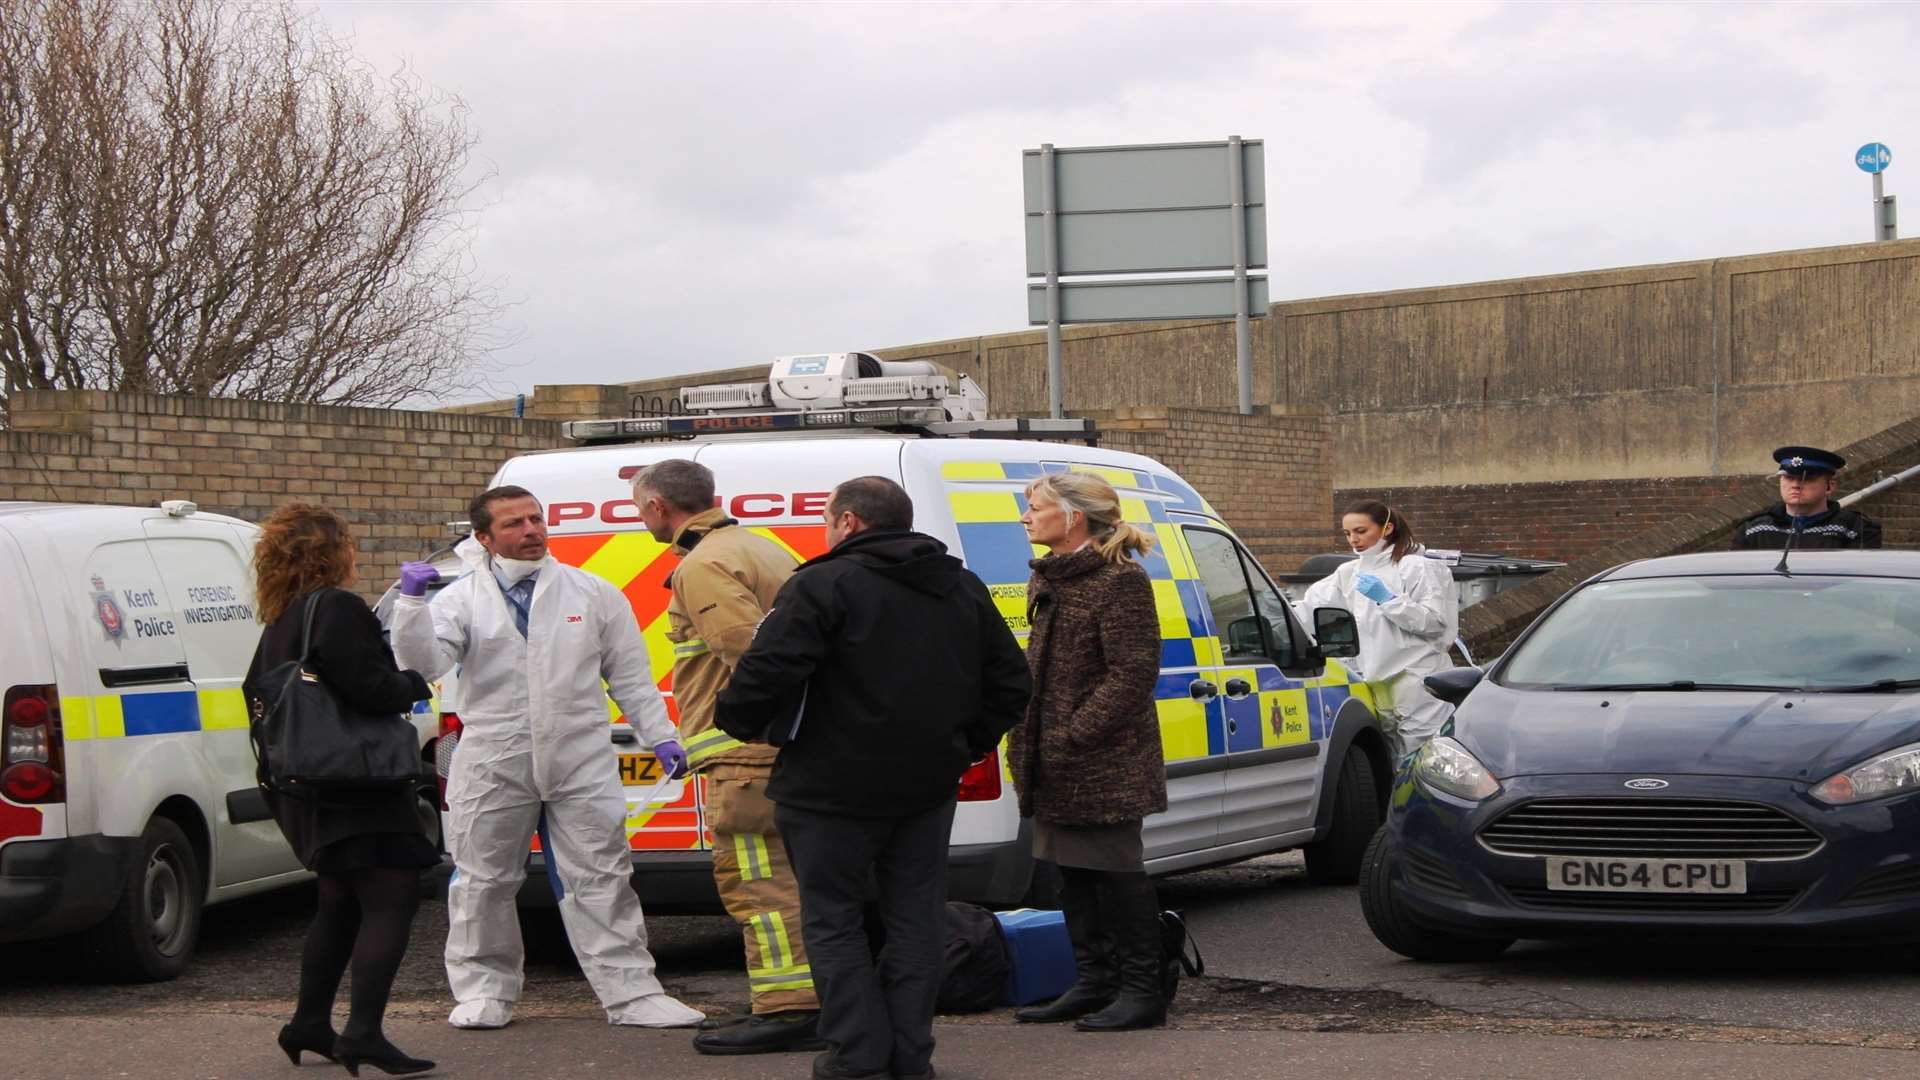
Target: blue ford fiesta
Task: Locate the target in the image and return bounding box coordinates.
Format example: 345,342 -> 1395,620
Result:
1361,550 -> 1920,961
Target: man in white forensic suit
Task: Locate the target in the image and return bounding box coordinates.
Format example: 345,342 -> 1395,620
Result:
391,484 -> 701,1031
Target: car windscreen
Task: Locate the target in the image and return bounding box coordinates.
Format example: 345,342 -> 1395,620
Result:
1498,574 -> 1920,692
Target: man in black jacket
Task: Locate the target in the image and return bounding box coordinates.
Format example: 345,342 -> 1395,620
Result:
1730,446 -> 1883,550
716,475 -> 1030,1080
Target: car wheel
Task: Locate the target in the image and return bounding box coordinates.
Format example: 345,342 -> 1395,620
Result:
1359,826 -> 1512,962
79,816 -> 204,982
1304,749 -> 1382,885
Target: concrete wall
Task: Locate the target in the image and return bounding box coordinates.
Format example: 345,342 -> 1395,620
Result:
856,238 -> 1920,491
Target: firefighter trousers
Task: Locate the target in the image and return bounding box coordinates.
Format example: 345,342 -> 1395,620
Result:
706,768 -> 819,1014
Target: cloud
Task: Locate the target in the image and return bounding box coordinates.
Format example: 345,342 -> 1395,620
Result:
303,1 -> 1920,396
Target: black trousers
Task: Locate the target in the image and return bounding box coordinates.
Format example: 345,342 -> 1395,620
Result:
777,797 -> 956,1077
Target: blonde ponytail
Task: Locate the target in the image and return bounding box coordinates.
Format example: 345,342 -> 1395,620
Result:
1025,472 -> 1155,567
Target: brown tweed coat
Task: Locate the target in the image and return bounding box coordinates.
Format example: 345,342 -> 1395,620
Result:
1007,547 -> 1168,826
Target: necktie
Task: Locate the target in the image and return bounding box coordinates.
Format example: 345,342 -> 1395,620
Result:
505,577 -> 534,637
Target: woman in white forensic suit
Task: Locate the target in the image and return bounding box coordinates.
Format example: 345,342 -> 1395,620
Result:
1302,500 -> 1459,762
389,486 -> 700,1031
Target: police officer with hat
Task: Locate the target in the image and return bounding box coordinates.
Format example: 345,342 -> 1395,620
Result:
1730,446 -> 1882,550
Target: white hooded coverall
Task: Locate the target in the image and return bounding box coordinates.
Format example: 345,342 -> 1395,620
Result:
1301,542 -> 1459,760
391,538 -> 680,1018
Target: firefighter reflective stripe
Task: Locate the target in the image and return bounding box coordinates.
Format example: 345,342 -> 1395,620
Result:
685,727 -> 748,767
56,688 -> 250,740
749,962 -> 815,994
733,832 -> 772,882
673,638 -> 711,660
750,912 -> 798,972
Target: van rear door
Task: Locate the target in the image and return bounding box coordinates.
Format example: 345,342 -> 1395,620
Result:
0,520 -> 66,850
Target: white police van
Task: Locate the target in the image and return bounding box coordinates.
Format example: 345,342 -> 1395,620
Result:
435,354 -> 1392,911
0,501 -> 438,980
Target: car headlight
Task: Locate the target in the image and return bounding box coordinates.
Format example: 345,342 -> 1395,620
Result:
1414,736 -> 1500,802
1810,742 -> 1920,805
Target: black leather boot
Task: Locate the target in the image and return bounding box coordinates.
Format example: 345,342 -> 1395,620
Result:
1015,867 -> 1114,1023
1074,871 -> 1166,1032
692,1009 -> 828,1055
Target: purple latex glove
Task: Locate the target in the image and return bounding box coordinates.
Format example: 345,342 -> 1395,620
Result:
654,739 -> 689,780
399,561 -> 441,598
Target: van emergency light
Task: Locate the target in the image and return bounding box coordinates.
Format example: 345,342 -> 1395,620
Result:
562,352 -> 1096,444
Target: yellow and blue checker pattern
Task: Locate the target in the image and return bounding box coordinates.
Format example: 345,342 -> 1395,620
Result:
57,687 -> 435,741
942,459 -> 1377,769
59,688 -> 251,740
942,460 -> 1229,767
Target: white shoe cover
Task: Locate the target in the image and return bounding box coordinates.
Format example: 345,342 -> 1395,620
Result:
448,998 -> 515,1029
607,993 -> 705,1028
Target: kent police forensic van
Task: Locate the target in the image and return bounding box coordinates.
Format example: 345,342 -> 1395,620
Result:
0,501 -> 438,980
475,353 -> 1393,908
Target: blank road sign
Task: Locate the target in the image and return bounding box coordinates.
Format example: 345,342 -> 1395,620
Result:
1027,276 -> 1270,324
1023,140 -> 1266,277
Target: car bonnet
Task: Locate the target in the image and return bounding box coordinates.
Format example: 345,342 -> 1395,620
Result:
1458,681 -> 1920,783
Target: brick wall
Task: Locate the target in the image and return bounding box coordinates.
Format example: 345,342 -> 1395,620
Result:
1332,476 -> 1762,566
2,390 -> 568,601
1069,405 -> 1331,575
1459,417 -> 1920,659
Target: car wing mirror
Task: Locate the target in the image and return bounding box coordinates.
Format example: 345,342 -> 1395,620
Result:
1423,666 -> 1485,707
1313,607 -> 1360,658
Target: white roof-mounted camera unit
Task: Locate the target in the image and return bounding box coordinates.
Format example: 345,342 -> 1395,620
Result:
563,352 -> 1096,445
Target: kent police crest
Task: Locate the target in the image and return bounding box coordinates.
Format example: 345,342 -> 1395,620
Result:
91,574 -> 125,641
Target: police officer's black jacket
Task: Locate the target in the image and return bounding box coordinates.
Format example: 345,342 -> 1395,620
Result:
1730,503 -> 1882,550
714,528 -> 1031,818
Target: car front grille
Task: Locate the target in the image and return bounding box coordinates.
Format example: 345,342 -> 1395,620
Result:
1504,883 -> 1800,915
1479,798 -> 1822,860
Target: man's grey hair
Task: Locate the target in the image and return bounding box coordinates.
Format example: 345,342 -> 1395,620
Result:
631,459 -> 715,514
829,476 -> 913,530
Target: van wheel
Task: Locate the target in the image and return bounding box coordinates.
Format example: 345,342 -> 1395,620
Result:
80,816 -> 204,982
1359,827 -> 1512,962
1303,749 -> 1381,885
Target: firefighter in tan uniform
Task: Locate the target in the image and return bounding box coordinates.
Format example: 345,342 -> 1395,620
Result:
630,459 -> 824,1057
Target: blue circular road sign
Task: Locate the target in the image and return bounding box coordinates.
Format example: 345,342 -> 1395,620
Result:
1857,142 -> 1893,174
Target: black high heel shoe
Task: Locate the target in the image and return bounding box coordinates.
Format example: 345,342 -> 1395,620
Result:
277,1021 -> 339,1065
332,1034 -> 435,1077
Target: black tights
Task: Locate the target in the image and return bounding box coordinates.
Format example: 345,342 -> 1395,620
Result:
292,868 -> 420,1039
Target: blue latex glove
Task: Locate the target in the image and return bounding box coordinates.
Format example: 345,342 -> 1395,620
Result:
654,739 -> 689,780
399,561 -> 441,597
1353,572 -> 1394,604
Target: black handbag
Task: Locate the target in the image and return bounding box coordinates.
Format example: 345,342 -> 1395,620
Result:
249,590 -> 427,793
1160,909 -> 1205,1002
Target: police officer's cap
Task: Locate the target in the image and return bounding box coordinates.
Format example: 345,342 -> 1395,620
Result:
1773,445 -> 1846,477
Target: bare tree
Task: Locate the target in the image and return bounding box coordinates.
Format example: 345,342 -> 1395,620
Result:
0,0 -> 505,413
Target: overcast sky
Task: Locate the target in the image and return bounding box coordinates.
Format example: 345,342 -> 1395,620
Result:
314,1 -> 1920,402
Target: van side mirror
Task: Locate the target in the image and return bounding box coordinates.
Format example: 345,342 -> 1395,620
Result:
1423,666 -> 1486,707
1313,607 -> 1360,658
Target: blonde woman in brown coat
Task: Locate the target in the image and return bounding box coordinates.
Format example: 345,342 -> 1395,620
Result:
1007,472 -> 1169,1032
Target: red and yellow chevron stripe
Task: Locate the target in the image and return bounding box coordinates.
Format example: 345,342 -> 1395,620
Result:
546,526 -> 831,851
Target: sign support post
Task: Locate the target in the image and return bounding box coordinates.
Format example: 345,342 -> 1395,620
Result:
1857,142 -> 1896,242
1228,135 -> 1253,415
1041,143 -> 1064,419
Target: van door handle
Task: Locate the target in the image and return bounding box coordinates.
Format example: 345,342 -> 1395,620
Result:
99,663 -> 191,688
609,724 -> 637,744
1223,678 -> 1252,700
1188,679 -> 1217,701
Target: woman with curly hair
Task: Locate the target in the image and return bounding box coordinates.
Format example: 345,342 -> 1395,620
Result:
1008,472 -> 1169,1033
244,504 -> 436,1076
